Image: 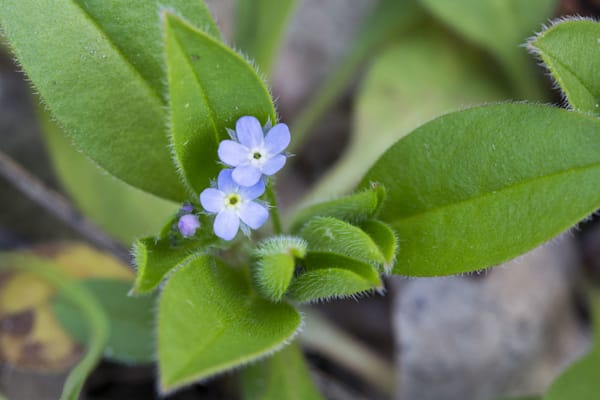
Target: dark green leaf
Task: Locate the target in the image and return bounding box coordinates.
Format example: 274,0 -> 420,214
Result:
529,19 -> 600,117
164,13 -> 277,194
158,256 -> 301,392
53,279 -> 155,364
235,0 -> 297,76
0,0 -> 219,200
360,103 -> 600,276
240,342 -> 323,400
287,252 -> 382,303
290,185 -> 385,232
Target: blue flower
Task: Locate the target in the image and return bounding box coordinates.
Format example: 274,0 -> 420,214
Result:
177,214 -> 200,238
218,116 -> 290,187
200,169 -> 269,240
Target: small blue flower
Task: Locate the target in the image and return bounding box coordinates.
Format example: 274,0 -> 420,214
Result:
178,214 -> 200,238
218,116 -> 290,187
200,169 -> 269,240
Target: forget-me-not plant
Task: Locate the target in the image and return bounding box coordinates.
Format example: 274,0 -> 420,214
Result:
200,168 -> 269,240
218,115 -> 290,187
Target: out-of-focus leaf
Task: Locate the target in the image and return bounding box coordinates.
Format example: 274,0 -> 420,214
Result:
419,0 -> 557,99
360,104 -> 600,276
158,256 -> 301,393
0,0 -> 219,200
291,0 -> 424,150
39,105 -> 176,244
240,341 -> 323,400
235,0 -> 297,76
53,279 -> 155,364
0,251 -> 109,400
543,289 -> 600,400
305,28 -> 509,201
164,13 -> 277,194
529,19 -> 600,117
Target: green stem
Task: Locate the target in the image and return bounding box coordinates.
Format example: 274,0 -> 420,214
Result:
0,254 -> 109,400
265,179 -> 283,234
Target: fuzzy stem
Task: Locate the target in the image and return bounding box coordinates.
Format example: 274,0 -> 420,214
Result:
0,149 -> 130,263
265,179 -> 283,234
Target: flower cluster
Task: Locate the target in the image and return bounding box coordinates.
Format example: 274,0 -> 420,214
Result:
176,116 -> 290,241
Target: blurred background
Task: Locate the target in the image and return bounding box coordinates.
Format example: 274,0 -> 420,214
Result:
1,0 -> 600,399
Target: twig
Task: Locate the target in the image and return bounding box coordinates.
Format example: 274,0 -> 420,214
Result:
0,149 -> 130,263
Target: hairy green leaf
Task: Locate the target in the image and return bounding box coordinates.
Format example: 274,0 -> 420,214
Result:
360,219 -> 398,272
39,105 -> 176,244
299,217 -> 385,266
53,279 -> 155,364
235,0 -> 297,76
360,103 -> 600,276
305,28 -> 510,201
0,0 -> 218,200
290,185 -> 385,232
240,342 -> 323,400
164,13 -> 277,195
529,19 -> 600,117
420,0 -> 556,99
158,256 -> 301,392
287,252 -> 382,303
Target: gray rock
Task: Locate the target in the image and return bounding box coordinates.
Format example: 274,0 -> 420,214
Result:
392,235 -> 590,400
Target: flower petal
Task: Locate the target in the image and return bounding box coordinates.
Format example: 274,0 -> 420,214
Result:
217,169 -> 238,193
264,123 -> 290,154
239,201 -> 269,230
200,188 -> 224,213
236,116 -> 264,148
261,154 -> 286,175
218,140 -> 248,166
214,210 -> 240,240
238,179 -> 265,200
232,164 -> 262,187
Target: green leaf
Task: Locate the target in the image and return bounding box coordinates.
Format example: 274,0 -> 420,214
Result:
39,104 -> 177,244
158,256 -> 301,392
291,0 -> 424,150
0,253 -> 109,400
529,19 -> 600,117
52,278 -> 155,364
299,217 -> 385,266
360,219 -> 398,272
290,185 -> 385,232
287,252 -> 382,303
360,103 -> 600,276
252,237 -> 307,302
419,0 -> 556,99
164,13 -> 277,195
305,27 -> 510,201
0,0 -> 219,201
235,0 -> 297,76
240,341 -> 323,400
